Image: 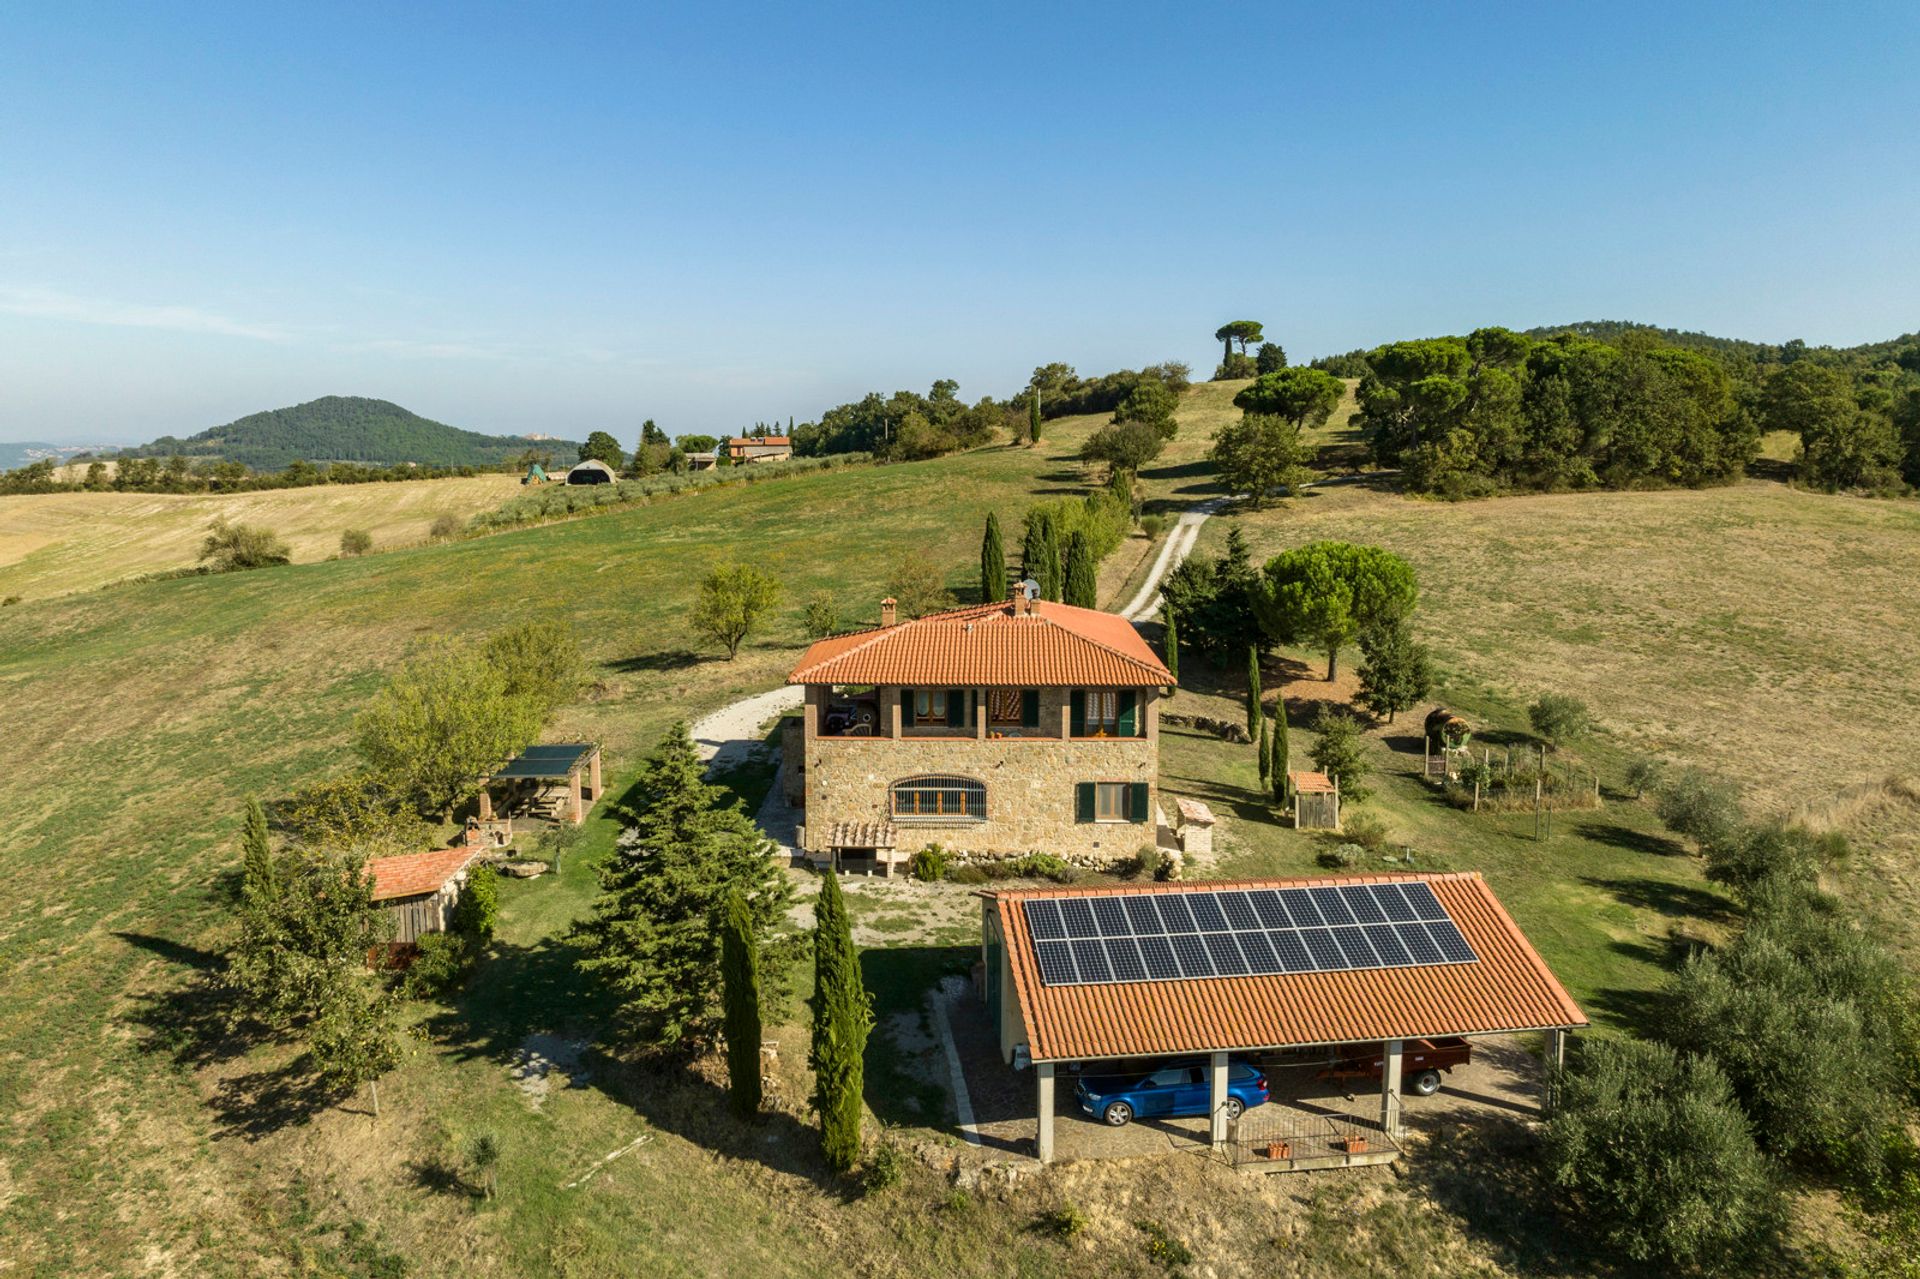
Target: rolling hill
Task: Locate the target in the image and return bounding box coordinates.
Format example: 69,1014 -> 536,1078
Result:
114,395 -> 581,470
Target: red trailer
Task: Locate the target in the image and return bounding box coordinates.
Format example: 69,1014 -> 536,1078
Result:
1313,1037 -> 1472,1096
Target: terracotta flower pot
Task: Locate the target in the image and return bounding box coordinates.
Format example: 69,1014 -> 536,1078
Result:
1262,1140 -> 1291,1160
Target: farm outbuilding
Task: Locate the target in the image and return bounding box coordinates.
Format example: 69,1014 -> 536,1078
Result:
368,843 -> 486,944
477,742 -> 602,832
565,459 -> 616,485
1289,770 -> 1340,830
979,873 -> 1586,1167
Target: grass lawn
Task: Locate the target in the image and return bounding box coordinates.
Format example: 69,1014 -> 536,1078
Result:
0,385 -> 1910,1276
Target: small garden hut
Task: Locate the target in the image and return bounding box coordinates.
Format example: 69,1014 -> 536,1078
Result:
1289,770 -> 1340,831
368,843 -> 485,944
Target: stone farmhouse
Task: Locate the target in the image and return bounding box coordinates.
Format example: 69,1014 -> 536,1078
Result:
785,591 -> 1174,872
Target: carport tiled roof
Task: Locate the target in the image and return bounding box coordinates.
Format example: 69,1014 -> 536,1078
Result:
367,845 -> 483,903
787,599 -> 1171,687
990,873 -> 1586,1062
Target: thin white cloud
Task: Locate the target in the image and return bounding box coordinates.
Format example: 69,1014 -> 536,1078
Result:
0,286 -> 290,342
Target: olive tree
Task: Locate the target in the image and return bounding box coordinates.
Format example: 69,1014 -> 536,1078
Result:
691,560 -> 781,659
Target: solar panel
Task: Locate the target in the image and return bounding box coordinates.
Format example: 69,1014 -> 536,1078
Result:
1340,884 -> 1388,925
1219,891 -> 1261,931
1026,900 -> 1065,940
1105,937 -> 1148,983
1034,939 -> 1077,984
1021,883 -> 1479,986
1091,897 -> 1131,937
1059,898 -> 1099,938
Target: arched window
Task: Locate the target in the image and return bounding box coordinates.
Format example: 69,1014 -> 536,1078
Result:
890,775 -> 987,820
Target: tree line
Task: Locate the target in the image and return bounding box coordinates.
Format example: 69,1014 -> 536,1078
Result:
0,450 -> 542,497
1312,322 -> 1920,497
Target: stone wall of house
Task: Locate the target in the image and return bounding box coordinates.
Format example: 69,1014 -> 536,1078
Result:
800,733 -> 1157,861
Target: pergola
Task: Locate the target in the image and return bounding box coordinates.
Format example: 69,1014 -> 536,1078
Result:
478,742 -> 603,826
981,872 -> 1588,1165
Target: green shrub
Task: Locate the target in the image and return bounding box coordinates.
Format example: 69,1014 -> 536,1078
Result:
1037,1202 -> 1088,1238
402,931 -> 477,998
1701,823 -> 1833,899
450,863 -> 499,941
1134,1219 -> 1194,1270
1528,693 -> 1592,748
1317,843 -> 1364,871
198,518 -> 291,572
1545,1037 -> 1780,1268
1341,812 -> 1389,852
1656,768 -> 1743,848
1139,513 -> 1167,540
1127,845 -> 1164,880
339,528 -> 373,556
1309,712 -> 1370,803
428,513 -> 462,541
1004,853 -> 1076,884
908,844 -> 950,882
1624,756 -> 1666,799
947,863 -> 990,885
801,592 -> 841,639
862,1140 -> 904,1195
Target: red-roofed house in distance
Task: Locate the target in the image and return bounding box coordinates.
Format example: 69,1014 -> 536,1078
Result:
786,588 -> 1174,872
725,434 -> 792,463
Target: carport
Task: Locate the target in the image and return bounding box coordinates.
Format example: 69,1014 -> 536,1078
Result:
978,872 -> 1587,1166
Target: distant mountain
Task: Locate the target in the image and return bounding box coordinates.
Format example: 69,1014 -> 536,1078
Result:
114,396 -> 580,471
0,441 -> 107,472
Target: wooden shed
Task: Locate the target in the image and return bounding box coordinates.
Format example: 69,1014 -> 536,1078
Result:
368,844 -> 486,944
1289,771 -> 1341,831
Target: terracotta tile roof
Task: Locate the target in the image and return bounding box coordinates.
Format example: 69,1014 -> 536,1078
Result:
367,845 -> 483,902
787,600 -> 1172,688
728,435 -> 791,447
1289,771 -> 1336,793
821,820 -> 898,849
990,872 -> 1586,1062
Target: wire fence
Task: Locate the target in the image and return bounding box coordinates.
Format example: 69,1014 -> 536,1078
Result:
1225,1105 -> 1399,1170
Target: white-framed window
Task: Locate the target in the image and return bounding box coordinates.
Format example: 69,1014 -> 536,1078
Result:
1094,781 -> 1132,822
891,775 -> 987,820
1084,690 -> 1119,735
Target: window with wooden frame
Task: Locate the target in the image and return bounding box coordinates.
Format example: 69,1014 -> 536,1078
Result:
912,690 -> 949,725
890,775 -> 987,820
987,688 -> 1041,729
1070,689 -> 1139,737
1093,781 -> 1131,821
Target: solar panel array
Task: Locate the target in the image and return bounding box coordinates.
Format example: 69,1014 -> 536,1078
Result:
1022,883 -> 1477,988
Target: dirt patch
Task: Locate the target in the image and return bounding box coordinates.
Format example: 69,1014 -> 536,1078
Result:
511,1033 -> 591,1109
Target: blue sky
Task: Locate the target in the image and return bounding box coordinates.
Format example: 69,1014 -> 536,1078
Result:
3,1 -> 1917,444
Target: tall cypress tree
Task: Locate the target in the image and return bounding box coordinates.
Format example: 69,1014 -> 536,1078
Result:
1271,691 -> 1292,806
980,513 -> 1007,604
240,795 -> 276,916
1245,647 -> 1262,737
721,888 -> 763,1119
1063,530 -> 1097,608
1257,713 -> 1271,788
1025,510 -> 1063,601
1163,608 -> 1180,684
810,872 -> 871,1173
1029,392 -> 1043,445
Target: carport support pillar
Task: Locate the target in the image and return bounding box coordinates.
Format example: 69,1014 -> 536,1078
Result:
1380,1039 -> 1404,1141
1543,1028 -> 1566,1115
1035,1063 -> 1056,1164
1208,1050 -> 1230,1149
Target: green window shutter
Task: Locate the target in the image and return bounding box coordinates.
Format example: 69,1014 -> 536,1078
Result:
1117,690 -> 1137,737
1129,782 -> 1150,823
948,688 -> 965,727
1021,689 -> 1040,728
1069,690 -> 1086,737
1075,782 -> 1095,823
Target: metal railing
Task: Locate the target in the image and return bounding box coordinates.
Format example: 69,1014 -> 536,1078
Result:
1225,1106 -> 1399,1170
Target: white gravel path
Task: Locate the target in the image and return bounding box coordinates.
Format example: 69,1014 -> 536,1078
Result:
1118,496 -> 1229,622
689,684 -> 803,771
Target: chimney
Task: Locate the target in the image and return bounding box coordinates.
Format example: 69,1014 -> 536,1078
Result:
1008,582 -> 1026,616
880,597 -> 897,627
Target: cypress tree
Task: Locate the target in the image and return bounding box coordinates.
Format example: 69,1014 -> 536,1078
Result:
1063,530 -> 1097,608
721,888 -> 763,1119
1163,609 -> 1180,683
1029,392 -> 1042,445
1025,510 -> 1063,601
1245,647 -> 1262,738
1271,691 -> 1292,806
810,872 -> 871,1173
1257,712 -> 1271,788
980,513 -> 1007,604
240,795 -> 276,916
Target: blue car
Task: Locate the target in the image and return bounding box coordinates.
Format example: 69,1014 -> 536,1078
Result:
1074,1059 -> 1270,1127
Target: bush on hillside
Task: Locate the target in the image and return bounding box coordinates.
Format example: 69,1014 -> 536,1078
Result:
1309,712 -> 1371,803
801,592 -> 841,639
1700,823 -> 1836,899
908,845 -> 950,882
340,528 -> 373,556
1544,1037 -> 1781,1268
1655,768 -> 1744,848
428,514 -> 462,540
1528,693 -> 1592,748
199,518 -> 291,572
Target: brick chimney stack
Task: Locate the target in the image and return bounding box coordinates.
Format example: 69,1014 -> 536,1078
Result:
880,597 -> 897,627
1008,582 -> 1026,616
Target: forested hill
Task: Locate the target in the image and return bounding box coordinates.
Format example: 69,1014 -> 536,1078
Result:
1522,320 -> 1920,366
115,396 -> 579,470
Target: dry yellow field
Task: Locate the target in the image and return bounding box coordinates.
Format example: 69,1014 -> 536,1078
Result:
0,471 -> 524,600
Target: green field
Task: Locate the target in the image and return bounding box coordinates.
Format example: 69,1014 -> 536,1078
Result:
1,386 -> 1914,1275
